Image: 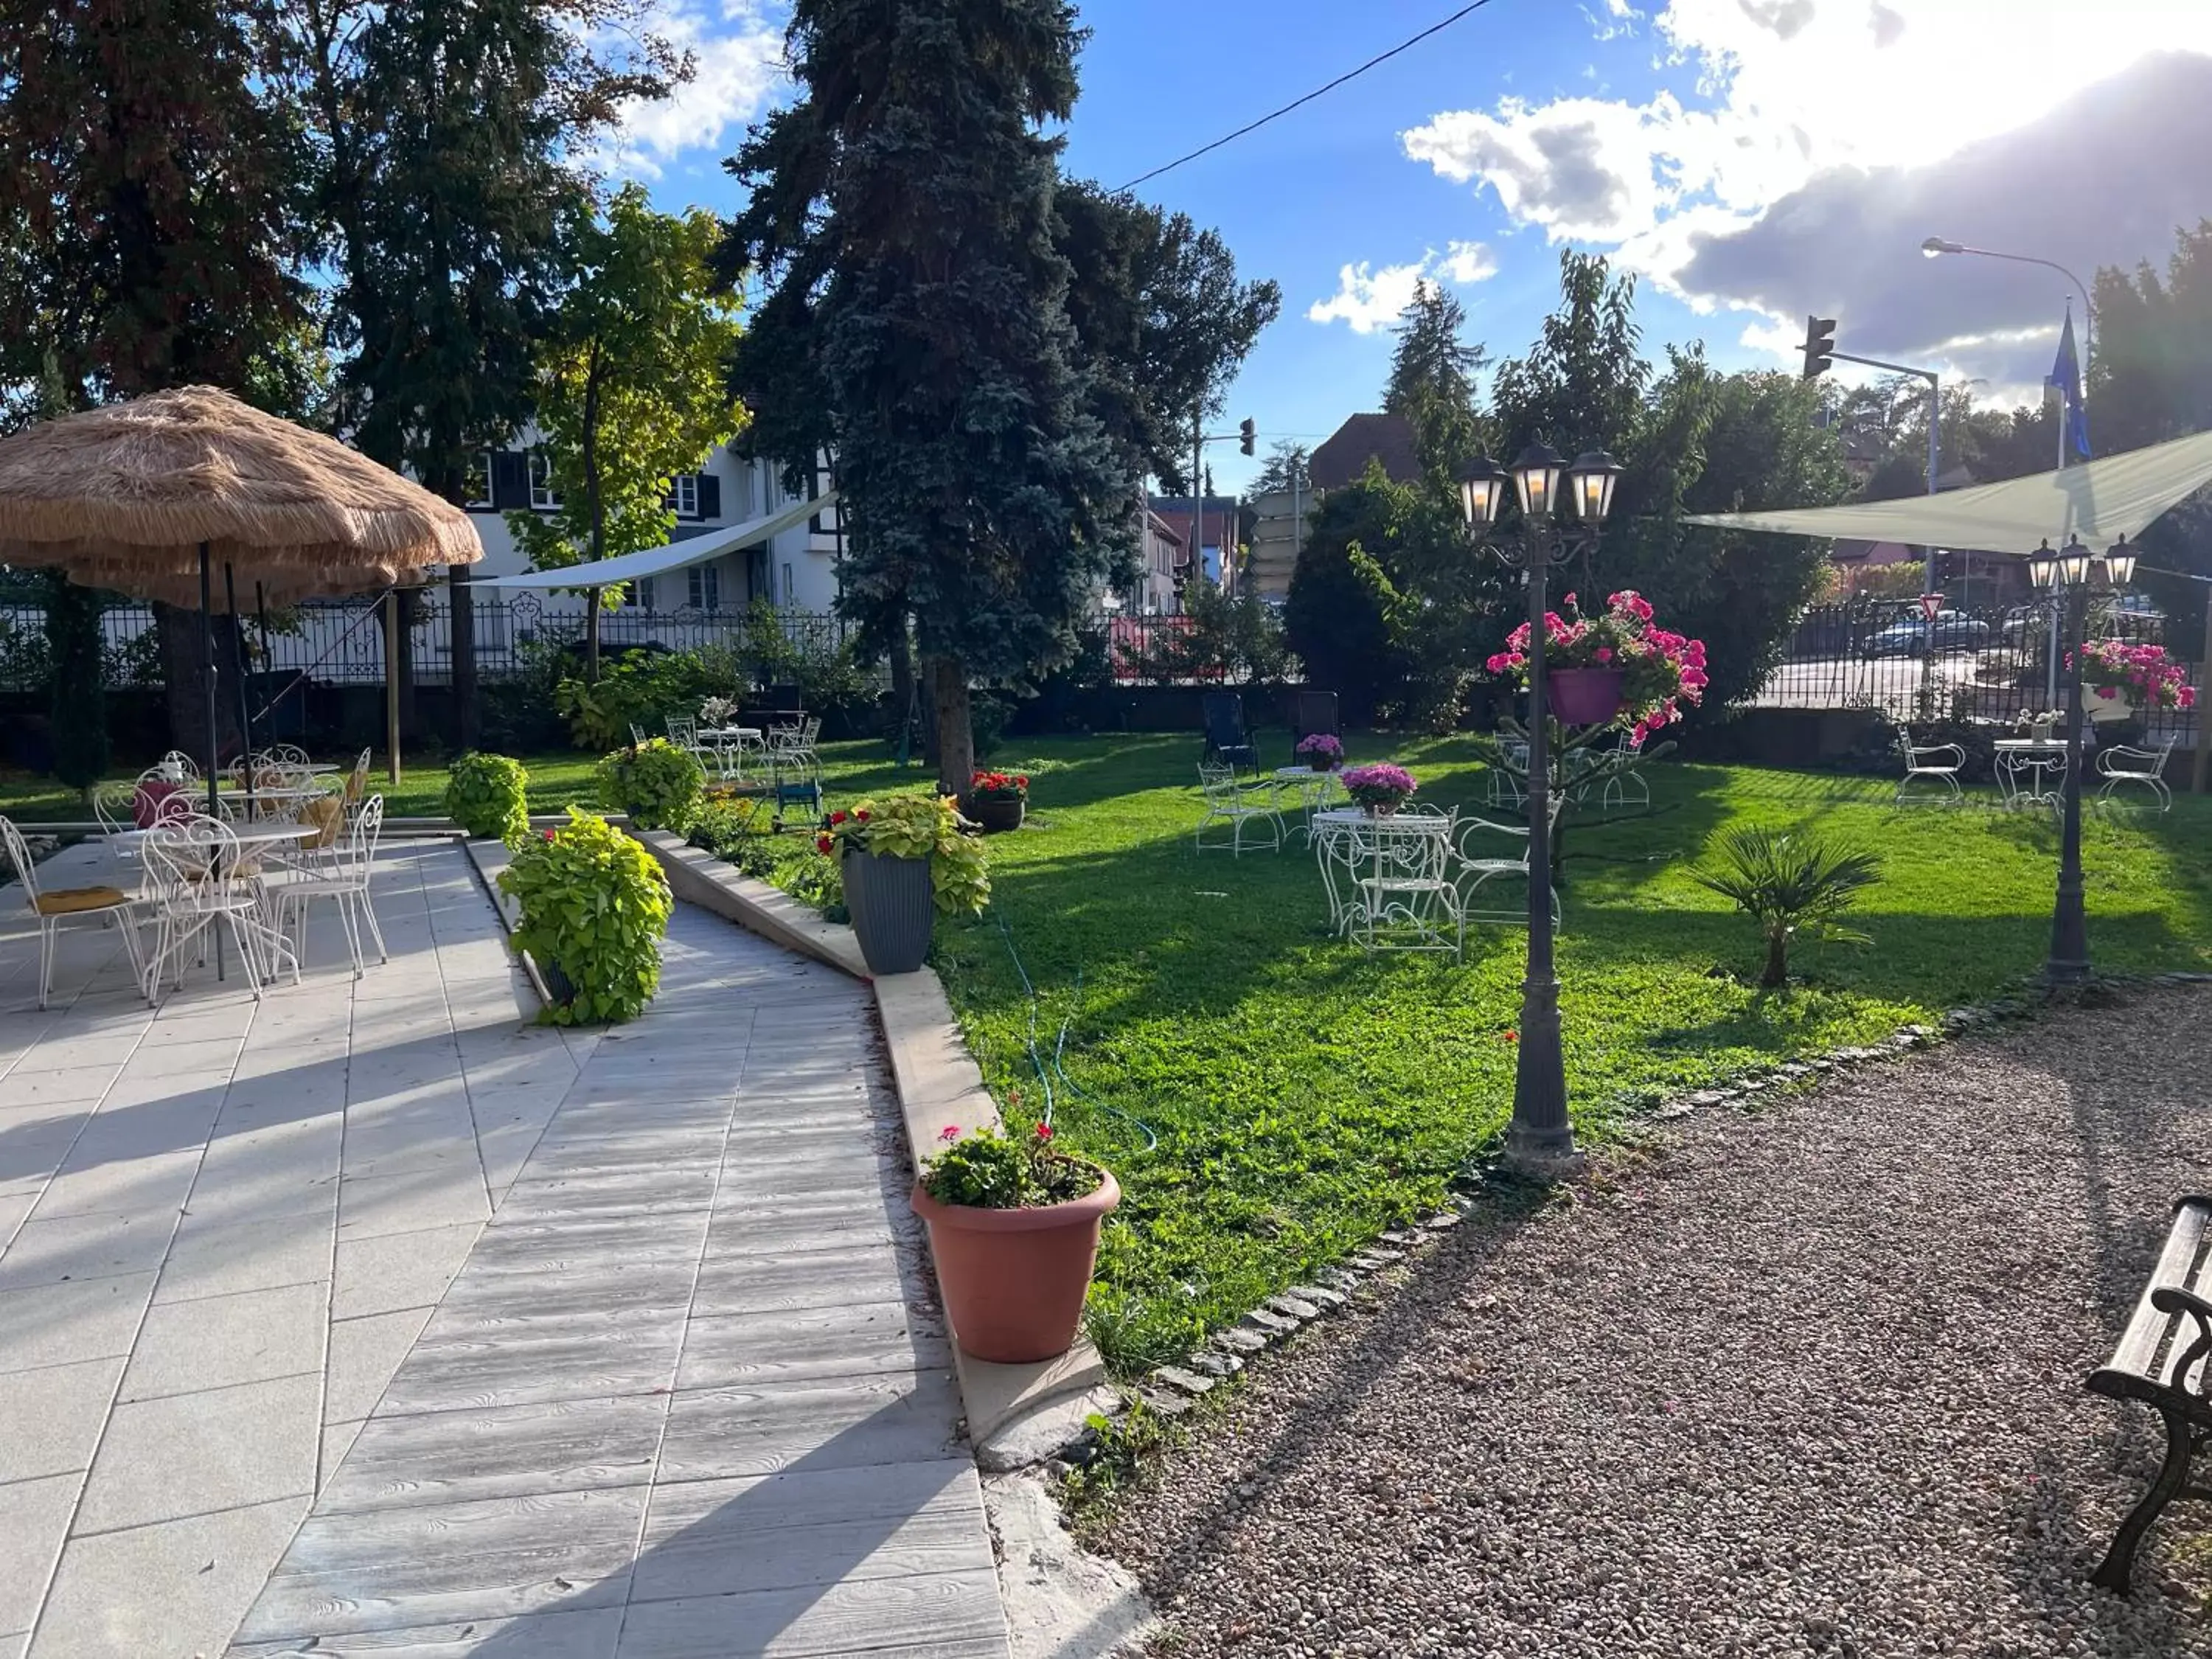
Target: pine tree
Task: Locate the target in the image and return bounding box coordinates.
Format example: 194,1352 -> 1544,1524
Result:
1383,280 -> 1488,479
725,0 -> 1129,793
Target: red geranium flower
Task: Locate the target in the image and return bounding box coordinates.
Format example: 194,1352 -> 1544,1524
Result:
1503,1030 -> 1518,1043
830,810 -> 848,824
542,828 -> 557,841
815,834 -> 832,854
855,808 -> 870,821
1033,1121 -> 1054,1141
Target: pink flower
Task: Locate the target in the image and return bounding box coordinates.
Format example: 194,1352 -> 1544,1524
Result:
939,1124 -> 961,1142
1593,647 -> 1613,663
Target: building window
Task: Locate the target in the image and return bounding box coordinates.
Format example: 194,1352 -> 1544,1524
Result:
634,576 -> 657,612
687,564 -> 720,613
526,451 -> 560,511
463,452 -> 493,511
665,473 -> 699,518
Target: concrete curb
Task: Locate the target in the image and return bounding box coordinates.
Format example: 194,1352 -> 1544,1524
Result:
457,836 -> 551,1011
633,828 -> 1109,1456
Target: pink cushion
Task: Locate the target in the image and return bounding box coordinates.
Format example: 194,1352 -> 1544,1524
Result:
132,781 -> 185,829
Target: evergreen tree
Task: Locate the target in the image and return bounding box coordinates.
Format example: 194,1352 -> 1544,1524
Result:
1383,279 -> 1487,478
1249,442 -> 1312,498
0,0 -> 311,762
725,0 -> 1133,793
509,187 -> 746,674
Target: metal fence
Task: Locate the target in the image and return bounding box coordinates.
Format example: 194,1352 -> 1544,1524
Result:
0,595 -> 855,692
1759,598 -> 2199,740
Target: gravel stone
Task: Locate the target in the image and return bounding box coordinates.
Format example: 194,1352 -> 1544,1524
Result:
1096,990 -> 2212,1658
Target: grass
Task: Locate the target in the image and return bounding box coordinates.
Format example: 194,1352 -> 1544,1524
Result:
28,733 -> 2212,1372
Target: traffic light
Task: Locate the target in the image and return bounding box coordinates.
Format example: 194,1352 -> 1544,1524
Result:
1801,316 -> 1836,382
1238,417 -> 1256,456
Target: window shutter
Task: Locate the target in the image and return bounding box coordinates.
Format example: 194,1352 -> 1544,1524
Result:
489,451 -> 529,511
697,474 -> 721,520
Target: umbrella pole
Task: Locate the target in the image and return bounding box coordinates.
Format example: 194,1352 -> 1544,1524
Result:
226,564 -> 255,821
198,542 -> 226,982
384,588 -> 402,785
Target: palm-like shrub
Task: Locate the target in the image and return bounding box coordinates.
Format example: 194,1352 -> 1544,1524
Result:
1694,828 -> 1881,988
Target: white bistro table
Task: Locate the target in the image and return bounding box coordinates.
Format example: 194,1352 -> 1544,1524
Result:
114,821 -> 317,991
1310,806 -> 1458,951
1273,766 -> 1345,838
1993,738 -> 2070,807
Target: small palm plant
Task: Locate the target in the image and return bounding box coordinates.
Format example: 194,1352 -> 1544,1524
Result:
1694,827 -> 1882,989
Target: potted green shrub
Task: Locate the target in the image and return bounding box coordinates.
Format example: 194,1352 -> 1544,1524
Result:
496,807 -> 673,1024
594,737 -> 706,832
820,793 -> 989,975
443,751 -> 530,846
909,1121 -> 1119,1363
962,769 -> 1028,833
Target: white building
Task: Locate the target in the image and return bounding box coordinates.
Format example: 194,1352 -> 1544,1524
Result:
462,436 -> 845,616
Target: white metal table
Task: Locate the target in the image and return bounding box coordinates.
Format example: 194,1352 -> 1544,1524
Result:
1273,766 -> 1345,839
118,821 -> 317,991
1310,807 -> 1457,951
1994,738 -> 2070,807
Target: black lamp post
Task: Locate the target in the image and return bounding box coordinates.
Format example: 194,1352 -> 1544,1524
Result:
1457,443 -> 1622,1172
2025,532 -> 2136,985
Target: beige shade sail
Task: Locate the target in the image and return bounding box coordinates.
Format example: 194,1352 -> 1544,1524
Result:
0,386 -> 481,604
1683,429 -> 2212,556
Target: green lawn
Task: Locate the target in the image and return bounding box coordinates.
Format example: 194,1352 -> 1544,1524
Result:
908,735 -> 2212,1370
27,734 -> 2211,1373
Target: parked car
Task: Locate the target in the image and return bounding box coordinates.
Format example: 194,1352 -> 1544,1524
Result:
1864,611 -> 1993,656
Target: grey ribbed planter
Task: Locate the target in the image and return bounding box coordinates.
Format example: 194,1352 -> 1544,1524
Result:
842,847 -> 935,975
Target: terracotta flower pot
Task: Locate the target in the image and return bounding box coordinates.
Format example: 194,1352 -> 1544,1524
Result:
965,795 -> 1026,834
911,1166 -> 1121,1363
841,846 -> 935,975
1547,666 -> 1627,726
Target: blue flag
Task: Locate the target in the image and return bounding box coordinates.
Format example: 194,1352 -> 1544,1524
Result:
2048,305 -> 2090,459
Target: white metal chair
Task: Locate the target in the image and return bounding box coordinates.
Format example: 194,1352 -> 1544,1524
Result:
1448,806 -> 1562,950
0,815 -> 145,1009
1326,813 -> 1458,954
1195,762 -> 1284,856
139,816 -> 284,1001
341,748 -> 372,818
159,749 -> 201,783
2097,736 -> 2177,811
270,796 -> 387,976
1894,731 -> 1965,804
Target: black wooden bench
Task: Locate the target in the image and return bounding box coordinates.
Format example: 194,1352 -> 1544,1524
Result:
2087,1194 -> 2212,1592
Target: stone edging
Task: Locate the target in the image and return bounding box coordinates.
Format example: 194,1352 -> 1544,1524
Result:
630,828 -> 1112,1461
1054,973 -> 2212,1474
456,836 -> 552,1010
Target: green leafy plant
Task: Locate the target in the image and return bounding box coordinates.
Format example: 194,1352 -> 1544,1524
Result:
554,650 -> 713,750
594,738 -> 705,832
1694,827 -> 1882,988
687,791 -> 766,856
497,807 -> 672,1026
443,751 -> 530,845
819,793 -> 990,916
919,1121 -> 1102,1208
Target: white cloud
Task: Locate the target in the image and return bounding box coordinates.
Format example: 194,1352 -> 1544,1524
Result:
1404,1 -> 2212,279
597,1 -> 787,178
1307,243 -> 1500,334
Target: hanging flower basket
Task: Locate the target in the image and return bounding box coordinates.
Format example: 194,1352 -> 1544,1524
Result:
1546,667 -> 1627,726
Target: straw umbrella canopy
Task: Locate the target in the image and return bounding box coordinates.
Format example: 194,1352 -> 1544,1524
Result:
0,386 -> 482,798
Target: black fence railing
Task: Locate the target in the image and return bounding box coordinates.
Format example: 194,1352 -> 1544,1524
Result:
1764,599 -> 2197,739
0,596 -> 854,692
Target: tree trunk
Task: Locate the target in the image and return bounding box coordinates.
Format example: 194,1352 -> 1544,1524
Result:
887,624 -> 914,749
926,653 -> 973,796
394,588 -> 420,741
449,567 -> 478,751
1761,927 -> 1790,989
155,602 -> 241,767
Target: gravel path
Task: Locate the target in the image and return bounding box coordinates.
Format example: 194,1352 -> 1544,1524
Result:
1097,990 -> 2212,1658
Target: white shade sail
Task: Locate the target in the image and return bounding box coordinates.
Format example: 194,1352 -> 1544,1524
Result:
1683,430 -> 2212,555
468,489 -> 835,589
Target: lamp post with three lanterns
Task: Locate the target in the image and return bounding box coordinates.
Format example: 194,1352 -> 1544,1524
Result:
1455,443 -> 1622,1173
2025,532 -> 2136,985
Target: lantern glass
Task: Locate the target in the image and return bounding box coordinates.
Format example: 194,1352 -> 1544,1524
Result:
2026,542 -> 2057,589
2057,536 -> 2093,586
1455,456 -> 1506,531
2103,540 -> 2138,588
1566,451 -> 1622,525
1512,443 -> 1566,521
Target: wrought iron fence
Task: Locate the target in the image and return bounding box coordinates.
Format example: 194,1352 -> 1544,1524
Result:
0,596 -> 853,692
1763,599 -> 2198,739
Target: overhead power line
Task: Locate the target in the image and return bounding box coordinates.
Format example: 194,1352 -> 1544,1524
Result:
1116,1 -> 1498,192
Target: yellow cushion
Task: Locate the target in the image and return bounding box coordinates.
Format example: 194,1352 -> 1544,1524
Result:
299,796 -> 344,849
35,886 -> 128,916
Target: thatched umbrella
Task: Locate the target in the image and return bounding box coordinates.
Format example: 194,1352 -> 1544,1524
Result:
0,386 -> 480,811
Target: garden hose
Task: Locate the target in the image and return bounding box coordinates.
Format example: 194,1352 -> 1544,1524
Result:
994,911 -> 1159,1152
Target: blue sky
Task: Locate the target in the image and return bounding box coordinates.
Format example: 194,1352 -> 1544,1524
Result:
613,1 -> 2212,495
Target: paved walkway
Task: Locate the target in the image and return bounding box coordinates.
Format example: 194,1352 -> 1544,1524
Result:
0,837 -> 1006,1658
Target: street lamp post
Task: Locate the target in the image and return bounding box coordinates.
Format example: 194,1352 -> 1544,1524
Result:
1457,443 -> 1621,1173
2025,532 -> 2136,986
